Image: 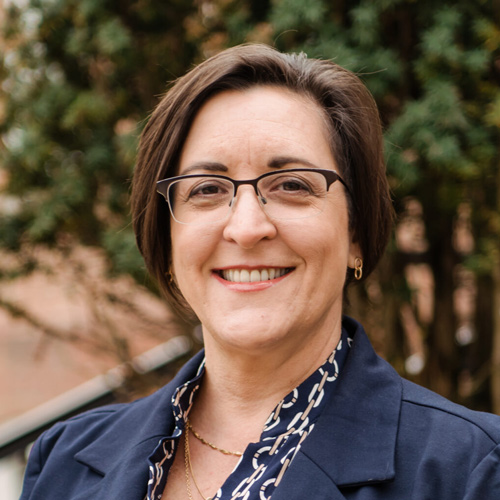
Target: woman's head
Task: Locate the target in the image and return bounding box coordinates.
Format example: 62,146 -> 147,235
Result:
131,44 -> 393,314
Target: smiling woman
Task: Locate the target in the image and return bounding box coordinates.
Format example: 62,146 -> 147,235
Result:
134,45 -> 392,315
19,44 -> 500,500
167,87 -> 356,360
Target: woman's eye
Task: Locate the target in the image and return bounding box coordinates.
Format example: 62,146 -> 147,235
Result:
281,180 -> 308,191
273,177 -> 312,193
190,181 -> 228,197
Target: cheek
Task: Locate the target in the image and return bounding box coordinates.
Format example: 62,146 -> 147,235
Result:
170,226 -> 218,277
285,219 -> 349,259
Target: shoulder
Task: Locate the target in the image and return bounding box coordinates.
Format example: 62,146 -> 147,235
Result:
22,351 -> 205,487
20,403 -> 131,499
396,377 -> 500,486
31,396 -> 159,468
345,315 -> 500,445
34,349 -> 206,454
401,378 -> 500,443
390,379 -> 500,497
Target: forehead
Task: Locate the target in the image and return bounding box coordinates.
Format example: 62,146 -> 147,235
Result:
177,86 -> 334,175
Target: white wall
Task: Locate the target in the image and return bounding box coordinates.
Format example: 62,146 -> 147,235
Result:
0,452 -> 25,500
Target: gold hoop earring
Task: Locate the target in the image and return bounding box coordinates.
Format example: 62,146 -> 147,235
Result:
354,257 -> 363,281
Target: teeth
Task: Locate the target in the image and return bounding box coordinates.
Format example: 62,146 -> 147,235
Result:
221,268 -> 289,283
250,270 -> 260,282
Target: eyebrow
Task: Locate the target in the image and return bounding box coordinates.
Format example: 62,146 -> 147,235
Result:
179,162 -> 229,175
268,156 -> 319,169
179,156 -> 319,175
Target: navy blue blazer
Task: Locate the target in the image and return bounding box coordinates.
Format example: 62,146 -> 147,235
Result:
20,317 -> 500,499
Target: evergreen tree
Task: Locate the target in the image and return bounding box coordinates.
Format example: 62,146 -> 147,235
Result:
1,0 -> 198,279
1,0 -> 499,410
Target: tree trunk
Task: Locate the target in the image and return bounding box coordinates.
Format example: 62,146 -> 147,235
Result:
491,159 -> 500,414
424,214 -> 458,399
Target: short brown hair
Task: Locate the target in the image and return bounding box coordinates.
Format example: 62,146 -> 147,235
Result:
131,44 -> 393,313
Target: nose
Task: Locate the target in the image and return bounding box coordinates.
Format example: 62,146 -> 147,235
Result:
222,187 -> 277,249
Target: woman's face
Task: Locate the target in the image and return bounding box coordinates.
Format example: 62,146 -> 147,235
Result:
171,86 -> 359,356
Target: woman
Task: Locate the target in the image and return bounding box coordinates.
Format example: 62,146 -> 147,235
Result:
20,44 -> 500,500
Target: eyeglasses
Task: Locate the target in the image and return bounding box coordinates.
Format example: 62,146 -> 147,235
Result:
156,168 -> 350,225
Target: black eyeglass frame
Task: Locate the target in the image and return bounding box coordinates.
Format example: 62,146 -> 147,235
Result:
156,168 -> 352,210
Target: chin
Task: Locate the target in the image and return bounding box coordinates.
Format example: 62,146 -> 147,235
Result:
204,320 -> 289,353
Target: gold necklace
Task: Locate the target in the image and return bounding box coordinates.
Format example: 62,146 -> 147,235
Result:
184,429 -> 212,500
186,420 -> 243,457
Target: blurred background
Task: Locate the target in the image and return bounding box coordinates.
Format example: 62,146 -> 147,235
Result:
0,0 -> 499,497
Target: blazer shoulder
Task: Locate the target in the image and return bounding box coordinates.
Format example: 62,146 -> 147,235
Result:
32,401 -> 138,462
29,350 -> 205,466
401,378 -> 500,444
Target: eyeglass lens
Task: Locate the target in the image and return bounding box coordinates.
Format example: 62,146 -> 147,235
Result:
167,170 -> 330,225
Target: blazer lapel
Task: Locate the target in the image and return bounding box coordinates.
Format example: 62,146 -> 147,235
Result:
70,438 -> 162,500
275,317 -> 402,497
271,453 -> 349,500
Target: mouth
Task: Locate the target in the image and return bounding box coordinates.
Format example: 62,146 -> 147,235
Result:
216,267 -> 294,283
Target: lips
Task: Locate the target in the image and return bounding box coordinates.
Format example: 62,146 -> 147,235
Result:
218,268 -> 293,283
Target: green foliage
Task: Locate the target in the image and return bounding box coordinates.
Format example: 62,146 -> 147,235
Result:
1,0 -> 497,291
266,0 -> 500,404
102,228 -> 145,281
1,0 -> 499,407
270,0 -> 326,33
0,0 -> 198,266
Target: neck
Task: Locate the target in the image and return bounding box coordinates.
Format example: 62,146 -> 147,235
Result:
188,316 -> 342,448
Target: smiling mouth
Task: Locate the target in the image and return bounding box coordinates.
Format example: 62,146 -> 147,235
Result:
217,268 -> 294,283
